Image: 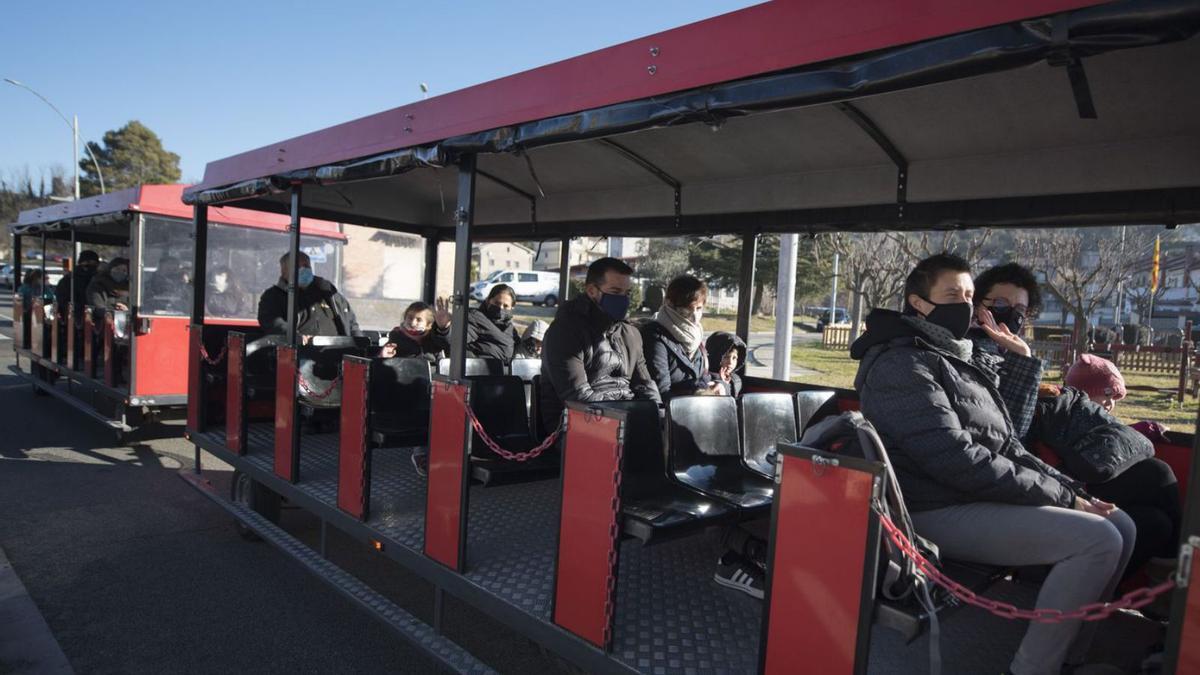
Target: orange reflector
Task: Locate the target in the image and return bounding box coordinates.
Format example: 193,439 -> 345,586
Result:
371,539 -> 384,552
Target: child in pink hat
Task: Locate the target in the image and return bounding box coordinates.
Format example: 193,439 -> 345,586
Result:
1064,353 -> 1126,412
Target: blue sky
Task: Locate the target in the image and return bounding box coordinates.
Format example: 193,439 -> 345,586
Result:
0,1 -> 757,186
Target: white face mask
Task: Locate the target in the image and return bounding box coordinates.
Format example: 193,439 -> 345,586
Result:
213,275 -> 229,293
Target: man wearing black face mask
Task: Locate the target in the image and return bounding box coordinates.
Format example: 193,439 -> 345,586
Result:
539,257 -> 660,435
851,254 -> 1135,675
464,284 -> 521,363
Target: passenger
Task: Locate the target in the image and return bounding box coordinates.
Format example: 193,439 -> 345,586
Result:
206,266 -> 248,318
257,251 -> 360,339
1063,354 -> 1181,582
705,331 -> 747,397
381,299 -> 451,362
17,269 -> 54,307
465,284 -> 520,362
974,263 -> 1180,582
144,256 -> 188,311
852,253 -> 1134,675
85,256 -> 131,315
518,319 -> 549,359
539,257 -> 661,434
642,275 -> 716,398
55,250 -> 99,317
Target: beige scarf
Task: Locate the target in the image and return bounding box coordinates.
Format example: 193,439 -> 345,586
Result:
655,303 -> 704,357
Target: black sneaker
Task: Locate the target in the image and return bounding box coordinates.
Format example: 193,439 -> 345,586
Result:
713,553 -> 764,600
411,449 -> 429,478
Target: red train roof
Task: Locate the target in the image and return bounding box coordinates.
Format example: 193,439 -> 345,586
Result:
186,0 -> 1106,198
12,184 -> 343,238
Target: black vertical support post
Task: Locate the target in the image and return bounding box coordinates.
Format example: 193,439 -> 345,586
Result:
286,184 -> 303,347
190,205 -> 209,323
735,231 -> 758,343
12,234 -> 21,294
557,236 -> 571,303
449,156 -> 477,380
40,233 -> 46,283
423,230 -> 439,303
68,228 -> 76,310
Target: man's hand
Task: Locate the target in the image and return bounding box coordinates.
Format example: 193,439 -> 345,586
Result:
1074,495 -> 1117,516
976,306 -> 1031,357
380,343 -> 397,358
301,334 -> 313,346
434,297 -> 452,329
114,302 -> 129,311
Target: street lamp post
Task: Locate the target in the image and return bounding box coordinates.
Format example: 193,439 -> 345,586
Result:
4,78 -> 106,198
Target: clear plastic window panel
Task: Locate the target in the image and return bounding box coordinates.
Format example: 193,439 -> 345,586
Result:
139,216 -> 195,316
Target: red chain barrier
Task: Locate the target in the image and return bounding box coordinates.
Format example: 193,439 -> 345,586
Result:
464,405 -> 561,462
199,343 -> 227,366
876,505 -> 1176,623
298,375 -> 341,401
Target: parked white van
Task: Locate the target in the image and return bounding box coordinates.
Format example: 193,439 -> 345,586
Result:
471,270 -> 562,306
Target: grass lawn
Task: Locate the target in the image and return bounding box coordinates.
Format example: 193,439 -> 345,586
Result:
793,348 -> 1199,431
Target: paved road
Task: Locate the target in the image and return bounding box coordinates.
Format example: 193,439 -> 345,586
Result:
0,294 -> 563,674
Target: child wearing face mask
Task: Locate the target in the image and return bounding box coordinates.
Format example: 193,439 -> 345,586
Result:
85,256 -> 131,314
381,299 -> 452,362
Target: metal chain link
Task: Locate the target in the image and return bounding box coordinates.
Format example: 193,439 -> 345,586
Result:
298,374 -> 342,400
463,405 -> 561,462
199,343 -> 227,366
875,504 -> 1176,623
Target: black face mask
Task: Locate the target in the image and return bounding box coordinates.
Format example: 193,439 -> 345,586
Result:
484,303 -> 512,327
988,305 -> 1025,335
920,298 -> 973,339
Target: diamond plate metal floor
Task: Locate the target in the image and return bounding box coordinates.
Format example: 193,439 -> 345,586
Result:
192,425 -> 1157,674
463,478 -> 561,621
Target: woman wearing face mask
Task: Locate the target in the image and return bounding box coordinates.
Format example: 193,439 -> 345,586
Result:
642,275 -> 716,399
975,263 -> 1181,589
206,266 -> 248,318
86,256 -> 131,315
465,284 -> 520,364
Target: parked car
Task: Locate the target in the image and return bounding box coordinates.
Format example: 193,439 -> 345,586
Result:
471,270 -> 562,306
0,264 -> 12,289
815,308 -> 849,331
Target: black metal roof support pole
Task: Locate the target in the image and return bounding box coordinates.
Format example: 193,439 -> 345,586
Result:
12,234 -> 21,297
736,232 -> 758,343
596,138 -> 682,227
835,102 -> 908,218
423,231 -> 439,303
286,184 -> 303,348
557,236 -> 571,304
449,157 -> 477,380
69,227 -> 76,311
190,205 -> 208,324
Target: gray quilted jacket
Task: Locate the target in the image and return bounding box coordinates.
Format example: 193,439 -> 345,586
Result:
851,310 -> 1079,512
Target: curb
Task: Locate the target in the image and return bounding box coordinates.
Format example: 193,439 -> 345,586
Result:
0,546 -> 74,675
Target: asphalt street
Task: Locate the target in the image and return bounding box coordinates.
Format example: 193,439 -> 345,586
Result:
0,293 -> 565,674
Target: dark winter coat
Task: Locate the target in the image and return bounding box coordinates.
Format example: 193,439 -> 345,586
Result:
539,294 -> 661,433
257,277 -> 361,337
207,288 -> 251,318
642,321 -> 711,399
705,331 -> 747,398
464,307 -> 519,363
85,273 -> 129,313
386,325 -> 451,364
851,309 -> 1080,512
55,269 -> 95,317
1028,387 -> 1155,484
967,328 -> 1045,440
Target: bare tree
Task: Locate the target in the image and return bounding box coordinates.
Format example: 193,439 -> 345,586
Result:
829,232 -> 911,341
1017,229 -> 1150,351
890,229 -> 994,269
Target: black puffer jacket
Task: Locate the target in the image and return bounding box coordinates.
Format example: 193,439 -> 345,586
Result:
705,331 -> 747,397
1028,387 -> 1155,484
386,325 -> 451,364
851,309 -> 1079,512
257,277 -> 361,337
642,321 -> 711,399
465,307 -> 519,363
539,295 -> 661,433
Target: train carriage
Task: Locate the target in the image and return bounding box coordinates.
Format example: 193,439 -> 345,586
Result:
8,184 -> 345,436
178,1 -> 1200,672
